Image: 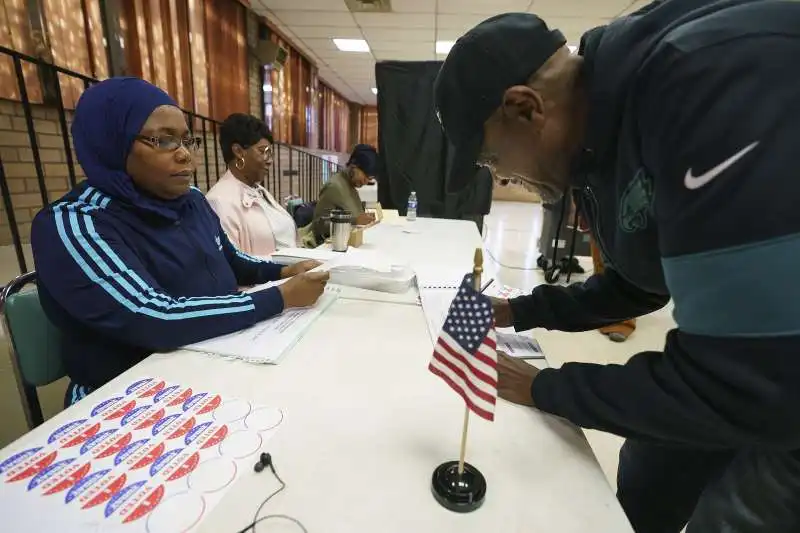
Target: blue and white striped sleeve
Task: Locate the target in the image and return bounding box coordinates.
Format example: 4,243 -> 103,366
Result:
31,203 -> 284,351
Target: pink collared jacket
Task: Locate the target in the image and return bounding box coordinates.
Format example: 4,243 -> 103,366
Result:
206,170 -> 298,257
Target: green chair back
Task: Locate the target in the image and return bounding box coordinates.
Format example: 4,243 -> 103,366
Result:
1,272 -> 66,428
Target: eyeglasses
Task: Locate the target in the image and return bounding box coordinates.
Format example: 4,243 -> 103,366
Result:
136,134 -> 203,152
257,144 -> 274,161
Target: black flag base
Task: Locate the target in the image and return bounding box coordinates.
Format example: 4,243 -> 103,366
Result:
431,460 -> 487,513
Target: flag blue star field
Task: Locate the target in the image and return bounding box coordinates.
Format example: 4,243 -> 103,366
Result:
428,274 -> 498,421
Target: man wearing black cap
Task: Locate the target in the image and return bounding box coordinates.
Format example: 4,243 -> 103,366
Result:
434,1 -> 800,532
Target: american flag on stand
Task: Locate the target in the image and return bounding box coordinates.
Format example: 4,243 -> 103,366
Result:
428,274 -> 498,421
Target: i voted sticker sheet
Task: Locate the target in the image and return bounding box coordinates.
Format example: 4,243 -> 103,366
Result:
0,377 -> 284,533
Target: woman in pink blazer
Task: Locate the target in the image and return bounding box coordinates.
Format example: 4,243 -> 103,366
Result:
207,114 -> 298,257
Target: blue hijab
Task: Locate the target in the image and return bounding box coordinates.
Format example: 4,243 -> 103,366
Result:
71,77 -> 187,220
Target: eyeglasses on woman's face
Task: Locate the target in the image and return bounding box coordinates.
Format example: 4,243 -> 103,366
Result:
252,142 -> 273,161
135,134 -> 203,152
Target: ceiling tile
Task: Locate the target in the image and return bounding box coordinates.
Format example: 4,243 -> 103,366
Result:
436,0 -> 531,14
374,49 -> 435,61
435,13 -> 491,31
296,38 -> 347,53
529,0 -> 629,18
354,12 -> 434,29
291,26 -> 362,39
361,27 -> 434,41
269,10 -> 356,27
390,0 -> 436,13
368,40 -> 435,53
258,0 -> 348,10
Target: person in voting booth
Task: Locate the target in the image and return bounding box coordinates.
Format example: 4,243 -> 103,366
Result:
207,113 -> 300,256
434,5 -> 800,533
31,78 -> 327,407
311,143 -> 377,243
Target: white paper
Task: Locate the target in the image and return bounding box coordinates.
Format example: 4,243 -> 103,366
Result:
496,331 -> 545,360
483,280 -> 526,300
419,288 -> 458,342
0,377 -> 284,533
269,247 -> 338,264
182,290 -> 339,363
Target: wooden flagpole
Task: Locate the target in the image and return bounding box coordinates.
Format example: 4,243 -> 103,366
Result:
457,247 -> 484,476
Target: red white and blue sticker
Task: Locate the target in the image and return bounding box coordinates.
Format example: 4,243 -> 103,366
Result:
120,483 -> 165,524
40,461 -> 92,495
65,468 -> 111,504
184,422 -> 213,446
136,380 -> 166,399
80,429 -> 118,455
104,479 -> 147,518
0,378 -> 268,528
128,441 -> 166,471
5,450 -> 58,482
115,439 -> 165,471
102,399 -> 137,421
149,448 -> 200,482
125,378 -> 154,396
121,405 -> 156,427
65,469 -> 127,508
182,393 -> 222,415
105,480 -> 165,524
114,439 -> 149,466
166,416 -> 196,440
134,407 -> 166,431
166,387 -> 194,407
152,414 -> 182,437
153,385 -> 180,404
162,451 -> 200,482
91,431 -> 133,460
90,396 -> 126,418
27,458 -> 75,491
48,419 -> 88,445
184,423 -> 229,450
0,447 -> 43,475
149,448 -> 183,477
80,473 -> 128,509
61,422 -> 101,448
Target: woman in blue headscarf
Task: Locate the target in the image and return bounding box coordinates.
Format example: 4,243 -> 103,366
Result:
31,78 -> 326,406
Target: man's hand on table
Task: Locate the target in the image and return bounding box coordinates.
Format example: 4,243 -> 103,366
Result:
497,351 -> 539,407
491,297 -> 514,328
280,259 -> 322,279
355,212 -> 376,226
278,271 -> 329,308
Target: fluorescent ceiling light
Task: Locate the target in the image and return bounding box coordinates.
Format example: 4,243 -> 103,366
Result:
436,40 -> 455,55
333,38 -> 370,52
371,87 -> 378,95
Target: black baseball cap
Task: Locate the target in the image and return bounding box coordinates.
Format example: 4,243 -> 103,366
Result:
434,13 -> 566,191
347,143 -> 379,177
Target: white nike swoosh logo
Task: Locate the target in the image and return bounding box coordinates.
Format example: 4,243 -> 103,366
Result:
684,141 -> 759,190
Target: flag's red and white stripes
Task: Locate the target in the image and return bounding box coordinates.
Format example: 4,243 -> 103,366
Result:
428,328 -> 498,421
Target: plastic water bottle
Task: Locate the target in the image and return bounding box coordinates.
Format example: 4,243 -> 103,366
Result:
407,191 -> 418,221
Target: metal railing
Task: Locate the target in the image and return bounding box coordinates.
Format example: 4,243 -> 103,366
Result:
0,45 -> 342,275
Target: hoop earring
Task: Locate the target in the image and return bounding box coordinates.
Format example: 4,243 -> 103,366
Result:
235,157 -> 245,170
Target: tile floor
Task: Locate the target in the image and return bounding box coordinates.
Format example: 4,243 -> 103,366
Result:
0,200 -> 677,489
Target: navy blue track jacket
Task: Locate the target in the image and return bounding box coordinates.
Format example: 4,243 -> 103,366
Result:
31,183 -> 285,388
511,0 -> 800,449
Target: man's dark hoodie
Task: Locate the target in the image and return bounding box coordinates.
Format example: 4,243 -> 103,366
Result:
508,0 -> 800,450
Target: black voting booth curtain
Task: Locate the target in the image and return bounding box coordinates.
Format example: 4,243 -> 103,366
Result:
376,61 -> 445,215
376,61 -> 483,218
